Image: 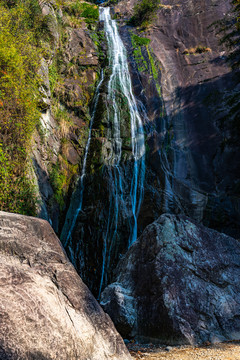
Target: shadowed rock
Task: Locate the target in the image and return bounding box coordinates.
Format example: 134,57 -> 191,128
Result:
114,0 -> 240,237
101,214 -> 240,345
0,211 -> 131,360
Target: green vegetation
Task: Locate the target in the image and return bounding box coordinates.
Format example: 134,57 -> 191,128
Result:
49,157 -> 77,209
131,34 -> 150,47
147,47 -> 162,96
53,103 -> 73,138
131,33 -> 149,72
129,0 -> 161,28
63,1 -> 99,24
0,0 -> 102,215
0,0 -> 53,215
49,61 -> 60,93
106,0 -> 119,5
130,32 -> 161,96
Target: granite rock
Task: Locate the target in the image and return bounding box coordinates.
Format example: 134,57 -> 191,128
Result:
0,211 -> 131,360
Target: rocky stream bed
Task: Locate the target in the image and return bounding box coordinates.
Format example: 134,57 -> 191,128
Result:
128,341 -> 240,360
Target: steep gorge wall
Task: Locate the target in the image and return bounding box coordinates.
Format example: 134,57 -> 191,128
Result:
35,0 -> 240,296
114,0 -> 240,237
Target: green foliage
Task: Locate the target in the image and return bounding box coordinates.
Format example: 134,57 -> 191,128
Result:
4,0 -> 55,45
49,158 -> 78,208
131,33 -> 149,72
130,32 -> 161,96
49,163 -> 66,208
49,61 -> 60,93
64,1 -> 99,23
131,34 -> 150,47
80,2 -> 99,21
146,47 -> 161,96
0,0 -> 52,215
0,144 -> 37,215
129,0 -> 161,28
53,103 -> 73,137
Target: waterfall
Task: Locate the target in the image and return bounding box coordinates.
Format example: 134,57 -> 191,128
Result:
98,7 -> 145,296
60,71 -> 104,257
61,7 -> 146,295
100,6 -> 145,244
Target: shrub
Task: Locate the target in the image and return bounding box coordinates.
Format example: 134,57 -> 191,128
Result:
129,0 -> 161,28
64,1 -> 99,23
131,34 -> 150,47
183,45 -> 211,55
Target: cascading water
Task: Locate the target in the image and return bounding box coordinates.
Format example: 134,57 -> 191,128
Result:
100,6 -> 145,241
61,7 -> 146,296
98,7 -> 145,295
60,70 -> 104,262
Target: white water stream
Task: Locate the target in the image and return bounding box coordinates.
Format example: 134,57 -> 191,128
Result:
98,7 -> 145,296
61,8 -> 146,295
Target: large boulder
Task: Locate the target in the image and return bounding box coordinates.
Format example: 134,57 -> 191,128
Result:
100,214 -> 240,345
0,211 -> 131,360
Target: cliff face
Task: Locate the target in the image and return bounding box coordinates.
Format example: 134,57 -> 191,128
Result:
55,0 -> 240,296
97,1 -> 240,343
114,0 -> 240,237
32,0 -> 104,232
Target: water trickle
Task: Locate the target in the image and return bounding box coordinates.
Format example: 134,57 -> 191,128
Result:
60,70 -> 104,253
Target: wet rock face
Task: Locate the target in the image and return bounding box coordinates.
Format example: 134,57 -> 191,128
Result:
115,0 -> 240,236
101,214 -> 240,345
0,211 -> 131,360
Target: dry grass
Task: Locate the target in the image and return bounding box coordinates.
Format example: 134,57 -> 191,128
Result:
183,45 -> 211,55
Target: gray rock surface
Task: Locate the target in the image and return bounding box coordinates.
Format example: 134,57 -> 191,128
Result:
114,0 -> 240,237
101,214 -> 240,345
0,211 -> 131,360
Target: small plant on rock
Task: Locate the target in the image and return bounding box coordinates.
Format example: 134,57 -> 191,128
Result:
183,45 -> 211,55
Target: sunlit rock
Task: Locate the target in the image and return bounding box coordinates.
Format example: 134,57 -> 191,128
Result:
0,211 -> 131,360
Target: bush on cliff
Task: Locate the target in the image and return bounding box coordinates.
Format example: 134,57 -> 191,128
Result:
129,0 -> 161,28
63,1 -> 99,23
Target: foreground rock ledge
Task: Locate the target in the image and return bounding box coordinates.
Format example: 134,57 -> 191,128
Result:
0,211 -> 131,360
101,214 -> 240,345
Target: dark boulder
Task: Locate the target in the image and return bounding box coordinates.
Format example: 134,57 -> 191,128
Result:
0,211 -> 131,360
101,214 -> 240,345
